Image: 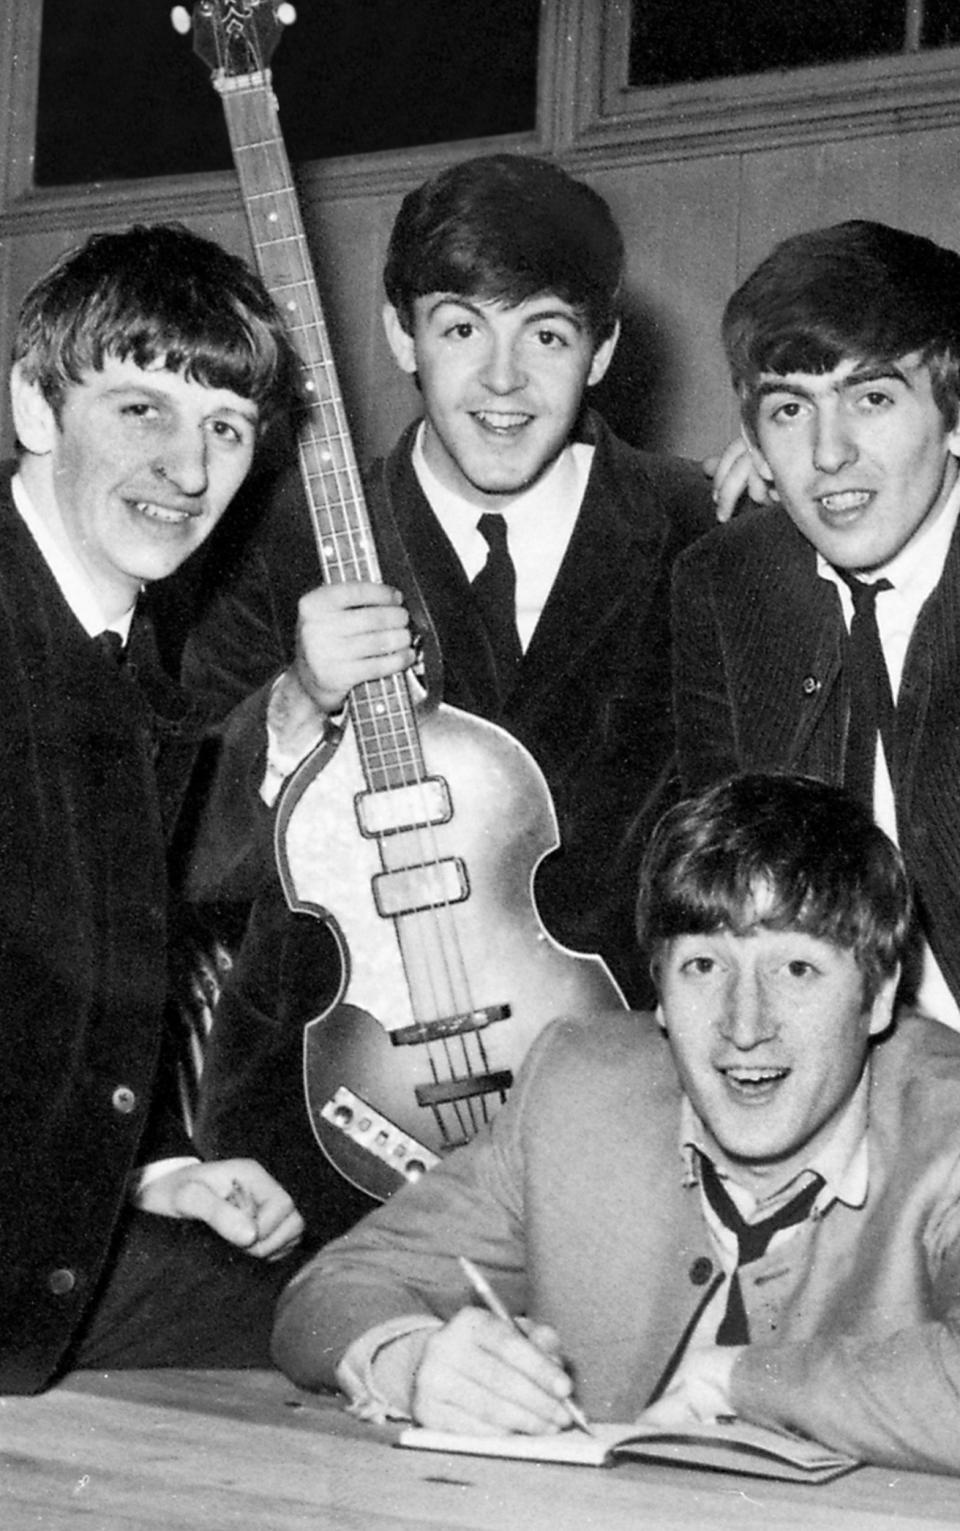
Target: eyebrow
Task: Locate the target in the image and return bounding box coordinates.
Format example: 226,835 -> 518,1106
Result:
755,363 -> 913,402
425,294 -> 585,330
101,383 -> 259,422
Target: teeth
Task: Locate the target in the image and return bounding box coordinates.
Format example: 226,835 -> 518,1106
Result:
725,1067 -> 786,1084
136,502 -> 190,523
819,491 -> 871,512
475,412 -> 528,430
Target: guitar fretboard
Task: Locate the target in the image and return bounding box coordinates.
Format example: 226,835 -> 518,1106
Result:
218,70 -> 425,793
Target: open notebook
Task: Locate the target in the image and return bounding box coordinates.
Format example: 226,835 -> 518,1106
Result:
398,1415 -> 859,1483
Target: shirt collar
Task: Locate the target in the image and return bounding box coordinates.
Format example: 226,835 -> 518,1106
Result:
410,420 -> 588,541
680,1065 -> 870,1218
11,470 -> 135,642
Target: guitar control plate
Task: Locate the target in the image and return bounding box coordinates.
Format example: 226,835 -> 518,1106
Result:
320,1085 -> 440,1182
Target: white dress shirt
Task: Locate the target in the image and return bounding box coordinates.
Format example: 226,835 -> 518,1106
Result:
411,424 -> 594,652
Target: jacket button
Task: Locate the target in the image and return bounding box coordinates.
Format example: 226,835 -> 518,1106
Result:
801,675 -> 821,696
111,1085 -> 137,1114
689,1256 -> 714,1286
48,1267 -> 76,1296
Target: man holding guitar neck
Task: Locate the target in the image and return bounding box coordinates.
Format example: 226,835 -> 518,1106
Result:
184,153 -> 715,1233
187,155 -> 715,980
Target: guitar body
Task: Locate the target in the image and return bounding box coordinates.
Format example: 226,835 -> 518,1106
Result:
278,697 -> 625,1201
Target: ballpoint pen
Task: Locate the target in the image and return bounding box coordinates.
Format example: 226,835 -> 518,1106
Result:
458,1255 -> 594,1436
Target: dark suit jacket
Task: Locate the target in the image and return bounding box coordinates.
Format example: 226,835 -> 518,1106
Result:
273,1008 -> 960,1474
672,505 -> 960,1007
184,411 -> 714,989
0,466 -> 212,1392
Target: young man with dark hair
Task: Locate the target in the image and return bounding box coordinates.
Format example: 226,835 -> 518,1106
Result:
270,773 -> 960,1475
0,223 -> 311,1395
184,153 -> 715,1231
673,220 -> 960,1029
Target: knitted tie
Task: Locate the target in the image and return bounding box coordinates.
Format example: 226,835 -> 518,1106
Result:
471,513 -> 523,691
833,570 -> 895,812
699,1155 -> 824,1345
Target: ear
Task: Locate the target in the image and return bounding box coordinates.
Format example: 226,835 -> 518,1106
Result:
946,404 -> 960,462
382,303 -> 418,377
867,966 -> 900,1039
10,364 -> 58,456
586,320 -> 620,388
654,998 -> 668,1034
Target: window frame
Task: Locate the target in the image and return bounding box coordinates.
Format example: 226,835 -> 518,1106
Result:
560,0 -> 960,159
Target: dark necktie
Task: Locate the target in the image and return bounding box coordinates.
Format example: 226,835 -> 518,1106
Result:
94,630 -> 126,667
471,513 -> 523,693
699,1155 -> 824,1345
832,570 -> 895,812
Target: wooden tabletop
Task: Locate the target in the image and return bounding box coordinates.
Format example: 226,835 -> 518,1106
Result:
2,1367 -> 959,1530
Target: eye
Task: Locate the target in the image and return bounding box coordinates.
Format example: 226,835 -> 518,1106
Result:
766,399 -> 806,425
533,328 -> 567,349
784,959 -> 818,980
855,388 -> 895,412
207,418 -> 250,445
443,321 -> 477,341
681,955 -> 718,976
120,401 -> 159,420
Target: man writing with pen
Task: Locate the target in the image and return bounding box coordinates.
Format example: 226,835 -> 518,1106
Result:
272,773 -> 960,1474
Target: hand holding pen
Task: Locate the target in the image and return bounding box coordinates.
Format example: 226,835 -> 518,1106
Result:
458,1257 -> 594,1436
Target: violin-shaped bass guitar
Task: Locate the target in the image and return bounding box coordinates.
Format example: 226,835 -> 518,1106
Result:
183,0 -> 626,1200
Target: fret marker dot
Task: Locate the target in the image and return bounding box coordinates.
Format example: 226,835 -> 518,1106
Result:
375,703 -> 387,716
268,212 -> 279,223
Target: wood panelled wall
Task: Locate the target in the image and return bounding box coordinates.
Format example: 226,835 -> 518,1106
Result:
4,2 -> 960,468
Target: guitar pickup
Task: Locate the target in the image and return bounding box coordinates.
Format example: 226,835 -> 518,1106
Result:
415,1070 -> 514,1108
355,778 -> 452,837
373,857 -> 468,916
392,1004 -> 511,1047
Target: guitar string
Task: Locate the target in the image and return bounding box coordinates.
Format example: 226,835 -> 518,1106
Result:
232,114 -> 498,1145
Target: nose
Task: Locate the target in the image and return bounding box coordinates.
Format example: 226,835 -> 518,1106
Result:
154,429 -> 208,496
812,405 -> 857,475
480,334 -> 525,395
717,967 -> 777,1049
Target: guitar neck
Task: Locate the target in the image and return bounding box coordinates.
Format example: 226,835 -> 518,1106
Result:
218,69 -> 425,792
218,70 -> 381,587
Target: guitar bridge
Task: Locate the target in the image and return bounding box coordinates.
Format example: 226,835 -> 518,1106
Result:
391,1004 -> 510,1047
415,1070 -> 513,1109
320,1086 -> 440,1181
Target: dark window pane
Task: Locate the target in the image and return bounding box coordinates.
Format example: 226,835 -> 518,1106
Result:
629,0 -> 907,88
35,0 -> 539,187
924,0 -> 960,48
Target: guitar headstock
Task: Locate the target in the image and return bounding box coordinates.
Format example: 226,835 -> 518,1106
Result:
171,1 -> 295,81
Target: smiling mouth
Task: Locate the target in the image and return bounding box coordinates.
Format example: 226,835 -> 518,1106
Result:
132,500 -> 197,524
472,410 -> 532,435
719,1065 -> 790,1098
816,490 -> 873,516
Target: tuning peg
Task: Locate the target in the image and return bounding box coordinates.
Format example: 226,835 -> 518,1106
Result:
170,6 -> 192,35
277,4 -> 297,24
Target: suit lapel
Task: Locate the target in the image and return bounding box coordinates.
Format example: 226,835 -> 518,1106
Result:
378,428 -> 502,716
508,421 -> 668,713
751,519 -> 846,771
895,510 -> 960,795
